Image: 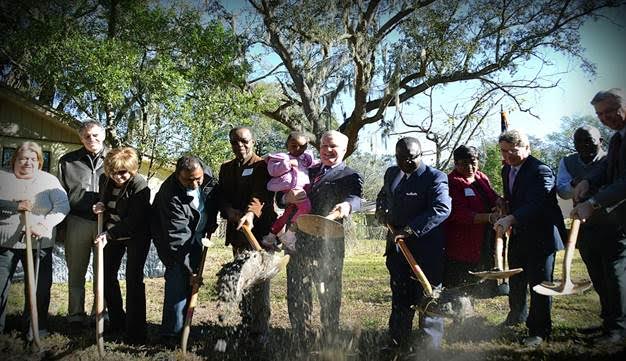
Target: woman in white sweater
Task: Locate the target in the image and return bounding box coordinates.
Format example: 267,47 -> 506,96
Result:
0,141 -> 69,338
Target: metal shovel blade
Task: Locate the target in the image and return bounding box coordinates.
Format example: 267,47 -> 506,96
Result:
469,268 -> 523,280
296,214 -> 344,239
533,280 -> 592,296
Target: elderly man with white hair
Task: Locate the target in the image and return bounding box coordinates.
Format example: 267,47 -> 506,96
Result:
572,88 -> 626,346
283,130 -> 363,349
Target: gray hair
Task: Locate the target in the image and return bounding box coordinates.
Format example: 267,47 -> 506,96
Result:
590,88 -> 626,107
321,130 -> 348,148
78,120 -> 104,136
499,129 -> 529,147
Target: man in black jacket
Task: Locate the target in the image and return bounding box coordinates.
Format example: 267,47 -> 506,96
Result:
152,155 -> 218,343
58,120 -> 107,327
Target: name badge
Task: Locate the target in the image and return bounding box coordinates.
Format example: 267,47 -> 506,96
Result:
464,188 -> 476,197
242,168 -> 254,176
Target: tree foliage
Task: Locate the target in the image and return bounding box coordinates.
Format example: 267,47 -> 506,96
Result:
0,0 -> 256,176
241,0 -> 621,158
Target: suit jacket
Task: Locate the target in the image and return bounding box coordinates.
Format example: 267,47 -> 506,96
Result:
502,155 -> 565,254
376,162 -> 451,257
218,153 -> 277,248
586,131 -> 626,228
306,162 -> 363,217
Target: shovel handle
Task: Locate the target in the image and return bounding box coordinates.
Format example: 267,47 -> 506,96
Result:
386,224 -> 433,297
241,224 -> 262,251
561,219 -> 581,286
494,226 -> 505,271
181,241 -> 210,354
325,210 -> 342,221
22,211 -> 41,350
95,213 -> 105,356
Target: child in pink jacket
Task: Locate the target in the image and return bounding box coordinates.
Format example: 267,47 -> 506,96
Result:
264,131 -> 318,252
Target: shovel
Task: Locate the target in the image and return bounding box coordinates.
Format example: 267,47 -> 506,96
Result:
22,210 -> 41,350
181,237 -> 213,354
469,226 -> 523,280
95,213 -> 105,356
241,224 -> 290,272
295,210 -> 343,239
533,219 -> 592,296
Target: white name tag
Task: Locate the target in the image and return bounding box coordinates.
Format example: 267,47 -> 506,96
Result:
242,168 -> 253,176
464,188 -> 476,197
405,192 -> 418,196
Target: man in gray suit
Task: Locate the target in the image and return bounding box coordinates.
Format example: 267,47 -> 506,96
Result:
572,88 -> 626,346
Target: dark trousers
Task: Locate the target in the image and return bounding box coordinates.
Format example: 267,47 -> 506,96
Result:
506,237 -> 556,338
385,241 -> 444,349
103,236 -> 150,343
579,226 -> 626,336
287,233 -> 345,346
0,247 -> 52,333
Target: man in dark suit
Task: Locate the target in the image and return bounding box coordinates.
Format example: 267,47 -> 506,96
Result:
375,137 -> 451,352
494,129 -> 565,347
283,130 -> 363,348
217,126 -> 277,347
572,88 -> 626,346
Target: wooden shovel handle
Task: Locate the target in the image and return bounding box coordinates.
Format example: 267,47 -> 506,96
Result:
241,224 -> 262,251
181,242 -> 210,354
494,226 -> 505,271
386,224 -> 433,297
95,213 -> 105,356
23,211 -> 41,349
562,219 -> 581,286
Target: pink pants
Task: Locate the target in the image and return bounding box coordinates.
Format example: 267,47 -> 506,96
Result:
271,198 -> 312,235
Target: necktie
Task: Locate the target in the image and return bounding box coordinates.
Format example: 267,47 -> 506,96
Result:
313,166 -> 328,184
608,133 -> 622,181
508,167 -> 518,194
393,174 -> 407,193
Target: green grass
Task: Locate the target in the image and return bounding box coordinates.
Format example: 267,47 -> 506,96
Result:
1,239 -> 623,360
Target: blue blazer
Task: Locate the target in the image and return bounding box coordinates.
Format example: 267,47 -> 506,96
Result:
376,162 -> 451,256
307,162 -> 363,217
502,155 -> 565,254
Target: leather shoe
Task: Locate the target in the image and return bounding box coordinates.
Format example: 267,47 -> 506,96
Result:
522,336 -> 543,347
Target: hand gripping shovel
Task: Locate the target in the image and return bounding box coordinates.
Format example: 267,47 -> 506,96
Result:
295,210 -> 343,239
181,238 -> 212,354
469,225 -> 523,280
23,211 -> 41,351
533,219 -> 592,296
95,213 -> 105,357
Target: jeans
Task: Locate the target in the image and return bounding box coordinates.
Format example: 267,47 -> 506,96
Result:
160,242 -> 201,337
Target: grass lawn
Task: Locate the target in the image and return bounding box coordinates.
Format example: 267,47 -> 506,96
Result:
1,239 -> 624,360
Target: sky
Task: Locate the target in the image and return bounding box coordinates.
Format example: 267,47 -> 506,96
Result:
360,6 -> 626,158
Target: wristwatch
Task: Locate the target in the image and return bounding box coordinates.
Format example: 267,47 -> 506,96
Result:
586,197 -> 602,210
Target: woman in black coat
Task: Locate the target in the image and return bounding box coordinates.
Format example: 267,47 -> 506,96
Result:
92,147 -> 150,345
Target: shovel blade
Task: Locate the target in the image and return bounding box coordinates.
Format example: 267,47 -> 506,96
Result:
296,214 -> 344,239
532,280 -> 592,296
469,268 -> 523,280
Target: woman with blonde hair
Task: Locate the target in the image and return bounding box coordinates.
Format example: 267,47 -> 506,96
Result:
0,141 -> 69,338
92,147 -> 150,344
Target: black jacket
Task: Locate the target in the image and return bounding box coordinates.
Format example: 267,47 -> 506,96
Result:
98,173 -> 151,241
151,166 -> 218,270
58,147 -> 106,220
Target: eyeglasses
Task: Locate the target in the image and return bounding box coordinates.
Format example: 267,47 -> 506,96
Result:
595,106 -> 620,118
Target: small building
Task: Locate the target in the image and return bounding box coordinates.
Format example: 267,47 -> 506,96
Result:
0,85 -> 83,173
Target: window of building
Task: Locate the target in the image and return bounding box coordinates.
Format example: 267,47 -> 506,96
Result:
1,147 -> 51,172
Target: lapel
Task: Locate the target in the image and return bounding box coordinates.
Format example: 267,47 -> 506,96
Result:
311,162 -> 345,192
